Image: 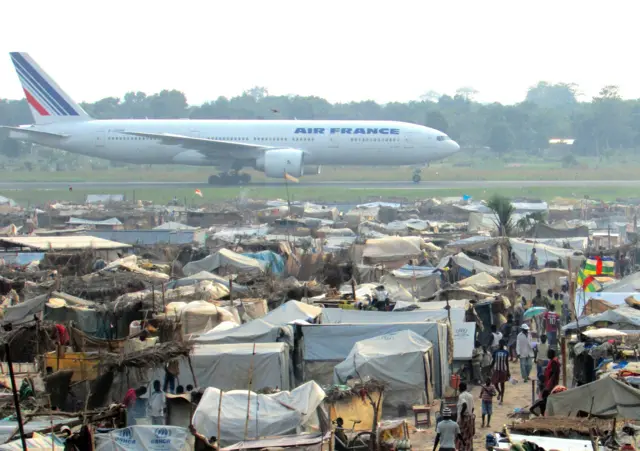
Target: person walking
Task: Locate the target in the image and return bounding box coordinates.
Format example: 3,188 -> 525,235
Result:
544,349 -> 561,393
516,324 -> 534,382
535,334 -> 549,395
456,382 -> 475,451
148,380 -> 167,425
480,378 -> 497,428
491,339 -> 510,405
543,305 -> 561,350
433,407 -> 464,451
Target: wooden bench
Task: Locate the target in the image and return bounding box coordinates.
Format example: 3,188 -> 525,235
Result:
412,405 -> 431,428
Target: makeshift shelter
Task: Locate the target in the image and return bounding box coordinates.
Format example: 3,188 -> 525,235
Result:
563,306 -> 640,332
166,270 -> 249,294
547,376 -> 640,419
380,266 -> 441,299
262,300 -> 322,325
333,330 -> 434,414
361,236 -> 423,268
437,252 -> 503,278
183,248 -> 266,276
509,238 -> 584,268
242,250 -> 285,275
194,319 -> 294,347
157,343 -> 292,392
512,268 -> 570,300
95,426 -> 190,451
528,223 -> 589,239
192,380 -> 326,446
322,301 -> 467,324
582,297 -> 616,316
456,272 -> 500,288
301,322 -> 450,397
162,300 -> 239,336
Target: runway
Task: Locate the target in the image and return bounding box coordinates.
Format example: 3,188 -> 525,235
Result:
1,180 -> 640,190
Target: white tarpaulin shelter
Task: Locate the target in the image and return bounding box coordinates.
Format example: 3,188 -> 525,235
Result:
546,376 -> 640,419
301,322 -> 450,397
262,300 -> 322,325
381,267 -> 441,299
362,236 -> 423,262
152,343 -> 292,392
183,248 -> 266,276
194,319 -> 293,347
95,425 -> 189,451
321,306 -> 464,324
333,330 -> 434,411
509,238 -> 584,268
192,381 -> 326,446
163,301 -> 238,336
438,252 -> 503,277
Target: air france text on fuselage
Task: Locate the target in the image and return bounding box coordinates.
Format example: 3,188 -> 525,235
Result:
293,127 -> 401,135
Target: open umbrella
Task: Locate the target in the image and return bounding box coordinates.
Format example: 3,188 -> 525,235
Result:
523,306 -> 547,320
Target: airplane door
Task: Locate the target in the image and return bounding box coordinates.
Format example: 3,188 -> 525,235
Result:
95,131 -> 105,147
404,132 -> 414,148
329,133 -> 340,148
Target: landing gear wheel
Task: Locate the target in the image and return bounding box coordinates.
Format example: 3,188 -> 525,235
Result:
412,174 -> 421,183
239,173 -> 251,184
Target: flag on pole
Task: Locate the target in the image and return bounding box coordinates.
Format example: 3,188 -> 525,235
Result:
194,189 -> 203,197
583,256 -> 614,276
577,268 -> 603,292
284,172 -> 299,183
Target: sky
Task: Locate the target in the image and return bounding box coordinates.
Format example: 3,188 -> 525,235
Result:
0,0 -> 638,106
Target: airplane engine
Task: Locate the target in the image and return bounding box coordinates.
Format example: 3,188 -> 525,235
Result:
255,149 -> 305,178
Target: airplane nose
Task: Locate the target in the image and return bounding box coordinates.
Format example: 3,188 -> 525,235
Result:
450,140 -> 461,152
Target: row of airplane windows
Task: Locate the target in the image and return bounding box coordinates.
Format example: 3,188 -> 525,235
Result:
350,138 -> 400,142
107,136 -> 316,142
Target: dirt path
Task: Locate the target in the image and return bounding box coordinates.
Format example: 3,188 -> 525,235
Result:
409,361 -> 536,450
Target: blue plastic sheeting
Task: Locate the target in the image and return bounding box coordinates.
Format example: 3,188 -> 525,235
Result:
242,251 -> 285,275
0,252 -> 44,265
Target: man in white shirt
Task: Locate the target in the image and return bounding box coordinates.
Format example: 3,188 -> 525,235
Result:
456,382 -> 474,418
489,325 -> 503,352
148,380 -> 167,425
516,324 -> 534,382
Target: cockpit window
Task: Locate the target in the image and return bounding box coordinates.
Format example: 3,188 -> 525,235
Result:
436,135 -> 450,141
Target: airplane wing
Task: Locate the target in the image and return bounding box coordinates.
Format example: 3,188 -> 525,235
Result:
0,126 -> 70,139
122,131 -> 269,159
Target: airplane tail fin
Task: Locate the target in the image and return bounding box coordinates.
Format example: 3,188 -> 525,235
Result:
9,52 -> 91,125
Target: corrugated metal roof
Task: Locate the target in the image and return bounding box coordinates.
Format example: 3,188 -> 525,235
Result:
0,236 -> 131,250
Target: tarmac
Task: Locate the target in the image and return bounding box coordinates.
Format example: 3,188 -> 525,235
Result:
2,180 -> 640,189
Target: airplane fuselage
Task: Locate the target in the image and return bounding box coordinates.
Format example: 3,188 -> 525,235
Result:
20,119 -> 460,167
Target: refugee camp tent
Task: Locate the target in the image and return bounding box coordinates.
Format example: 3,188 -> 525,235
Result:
361,236 -> 423,268
456,272 -> 500,288
95,426 -> 190,451
600,272 -> 640,292
262,300 -> 322,325
183,248 -> 266,276
528,223 -> 589,239
192,381 -> 326,446
156,343 -> 292,392
563,306 -> 640,332
167,270 -> 249,293
322,301 -> 467,324
437,253 -> 503,278
163,301 -> 238,336
241,250 -> 285,275
547,376 -> 640,419
380,266 -> 441,299
194,319 -> 293,347
301,322 -> 450,397
509,238 -> 584,268
333,330 -> 434,414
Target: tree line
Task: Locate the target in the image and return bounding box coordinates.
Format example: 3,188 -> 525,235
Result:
1,82 -> 639,157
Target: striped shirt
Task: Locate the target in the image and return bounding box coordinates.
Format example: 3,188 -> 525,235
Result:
480,385 -> 497,402
493,349 -> 509,372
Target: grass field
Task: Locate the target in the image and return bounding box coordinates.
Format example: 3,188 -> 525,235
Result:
4,185 -> 640,206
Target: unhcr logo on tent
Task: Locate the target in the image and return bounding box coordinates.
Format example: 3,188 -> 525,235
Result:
115,428 -> 136,446
152,427 -> 172,445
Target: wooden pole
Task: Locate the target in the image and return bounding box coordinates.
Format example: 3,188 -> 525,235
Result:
229,277 -> 233,301
351,279 -> 357,304
5,344 -> 28,451
217,390 -> 224,445
187,355 -> 198,388
244,343 -> 257,440
561,336 -> 567,387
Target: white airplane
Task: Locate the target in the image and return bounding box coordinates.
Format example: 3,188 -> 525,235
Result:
3,52 -> 460,185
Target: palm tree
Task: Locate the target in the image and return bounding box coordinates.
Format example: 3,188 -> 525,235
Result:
487,194 -> 515,236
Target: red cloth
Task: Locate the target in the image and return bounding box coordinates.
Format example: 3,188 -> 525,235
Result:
123,388 -> 136,407
544,357 -> 560,391
55,324 -> 69,346
543,312 -> 560,332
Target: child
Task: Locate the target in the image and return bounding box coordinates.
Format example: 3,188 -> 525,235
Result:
480,378 -> 497,428
481,346 -> 493,381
